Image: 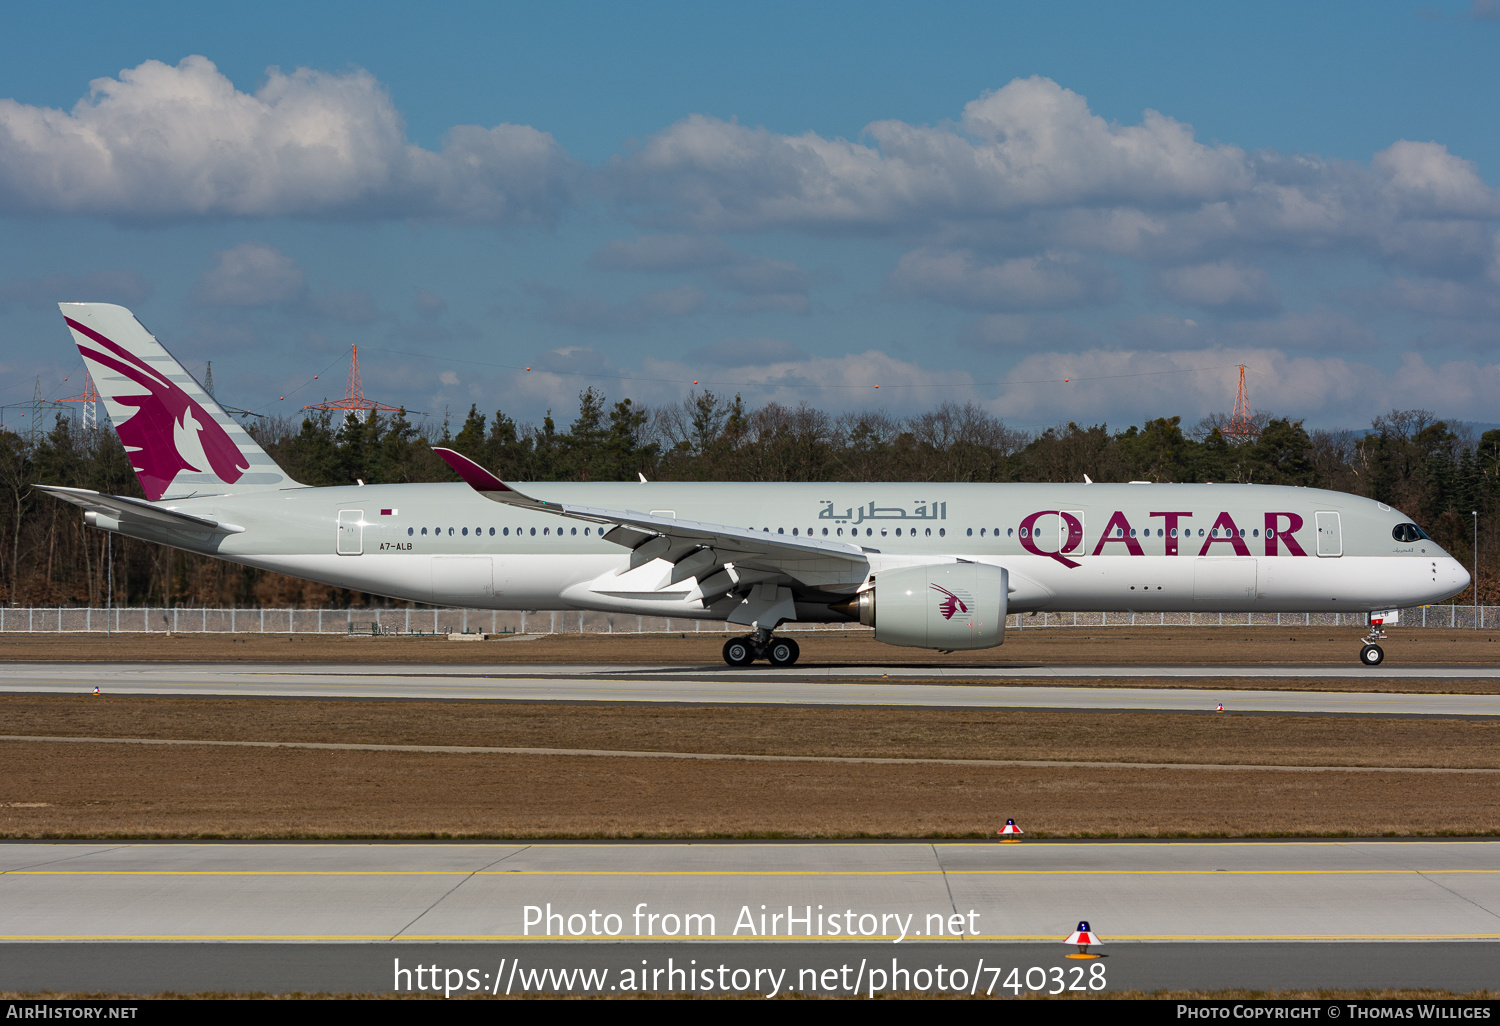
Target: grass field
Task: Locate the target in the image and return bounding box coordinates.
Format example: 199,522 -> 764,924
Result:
3,697 -> 1498,839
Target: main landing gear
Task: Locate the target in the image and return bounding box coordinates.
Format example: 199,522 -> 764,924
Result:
722,629 -> 800,667
1360,624 -> 1387,666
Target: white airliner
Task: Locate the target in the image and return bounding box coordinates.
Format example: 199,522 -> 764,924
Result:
40,303 -> 1470,667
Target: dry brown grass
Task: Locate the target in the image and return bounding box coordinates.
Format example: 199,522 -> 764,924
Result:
3,740 -> 1496,838
4,627 -> 1500,667
3,697 -> 1499,838
4,695 -> 1500,767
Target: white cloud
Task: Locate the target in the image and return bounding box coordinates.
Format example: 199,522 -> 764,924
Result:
194,243 -> 305,306
889,248 -> 1118,311
1156,260 -> 1279,313
193,242 -> 380,325
1373,141 -> 1498,218
960,312 -> 1096,351
609,77 -> 1251,232
608,76 -> 1499,287
0,56 -> 574,223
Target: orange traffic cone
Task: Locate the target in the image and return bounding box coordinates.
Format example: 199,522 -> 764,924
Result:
1065,920 -> 1101,959
998,818 -> 1024,843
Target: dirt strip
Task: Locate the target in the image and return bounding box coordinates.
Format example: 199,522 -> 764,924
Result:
6,696 -> 1500,768
5,734 -> 1499,775
3,740 -> 1496,838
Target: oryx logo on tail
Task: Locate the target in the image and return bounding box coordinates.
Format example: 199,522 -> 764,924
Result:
65,317 -> 248,500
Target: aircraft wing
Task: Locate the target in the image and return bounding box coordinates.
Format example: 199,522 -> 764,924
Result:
37,485 -> 245,535
432,447 -> 868,590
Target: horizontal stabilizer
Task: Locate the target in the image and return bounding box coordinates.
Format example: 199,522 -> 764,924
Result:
37,485 -> 244,535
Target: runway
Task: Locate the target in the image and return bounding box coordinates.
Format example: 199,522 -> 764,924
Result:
2,841 -> 1498,994
4,661 -> 1500,715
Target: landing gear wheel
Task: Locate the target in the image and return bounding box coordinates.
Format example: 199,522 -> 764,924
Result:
1360,643 -> 1385,666
767,637 -> 800,667
722,637 -> 756,667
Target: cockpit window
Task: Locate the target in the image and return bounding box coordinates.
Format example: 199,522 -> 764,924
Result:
1392,523 -> 1429,543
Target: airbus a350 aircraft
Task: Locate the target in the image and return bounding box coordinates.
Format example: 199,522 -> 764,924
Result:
40,303 -> 1470,667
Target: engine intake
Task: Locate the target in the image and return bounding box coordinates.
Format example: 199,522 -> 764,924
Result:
837,563 -> 1007,650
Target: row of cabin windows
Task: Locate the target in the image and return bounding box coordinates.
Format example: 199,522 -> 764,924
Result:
405,524 -> 1272,540
407,526 -> 601,537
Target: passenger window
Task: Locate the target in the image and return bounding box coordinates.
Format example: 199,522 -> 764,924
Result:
792,528 -> 799,536
407,527 -> 414,536
530,528 -> 536,536
448,527 -> 454,536
822,528 -> 829,536
967,528 -> 973,536
939,528 -> 945,537
925,528 -> 931,537
503,528 -> 509,536
895,528 -> 901,537
421,527 -> 428,536
571,527 -> 577,536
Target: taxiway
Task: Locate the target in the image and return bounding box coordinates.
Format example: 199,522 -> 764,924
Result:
3,662 -> 1500,715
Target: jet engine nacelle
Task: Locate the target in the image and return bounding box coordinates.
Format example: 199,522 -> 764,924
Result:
846,562 -> 1007,650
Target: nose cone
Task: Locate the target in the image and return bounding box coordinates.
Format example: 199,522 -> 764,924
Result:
1446,558 -> 1472,600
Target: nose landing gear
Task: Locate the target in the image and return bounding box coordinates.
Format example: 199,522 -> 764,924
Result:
721,629 -> 800,667
1359,622 -> 1387,666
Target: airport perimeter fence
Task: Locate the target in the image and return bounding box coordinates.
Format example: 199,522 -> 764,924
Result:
0,604 -> 1493,635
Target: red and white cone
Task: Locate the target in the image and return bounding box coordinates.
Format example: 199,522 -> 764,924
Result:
1065,920 -> 1101,959
91,685 -> 100,696
998,818 -> 1024,842
1216,702 -> 1224,712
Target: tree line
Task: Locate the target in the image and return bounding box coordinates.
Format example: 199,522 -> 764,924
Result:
2,389 -> 1498,608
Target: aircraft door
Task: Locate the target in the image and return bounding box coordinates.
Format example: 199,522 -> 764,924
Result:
337,509 -> 364,555
1314,511 -> 1342,557
1061,511 -> 1085,556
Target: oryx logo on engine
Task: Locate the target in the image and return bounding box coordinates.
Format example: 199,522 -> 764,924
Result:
931,583 -> 971,621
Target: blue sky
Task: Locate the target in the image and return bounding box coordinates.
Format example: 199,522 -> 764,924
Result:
1,1 -> 1497,435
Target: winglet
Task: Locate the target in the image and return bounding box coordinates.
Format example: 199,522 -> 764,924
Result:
432,447 -> 550,508
433,447 -> 510,491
